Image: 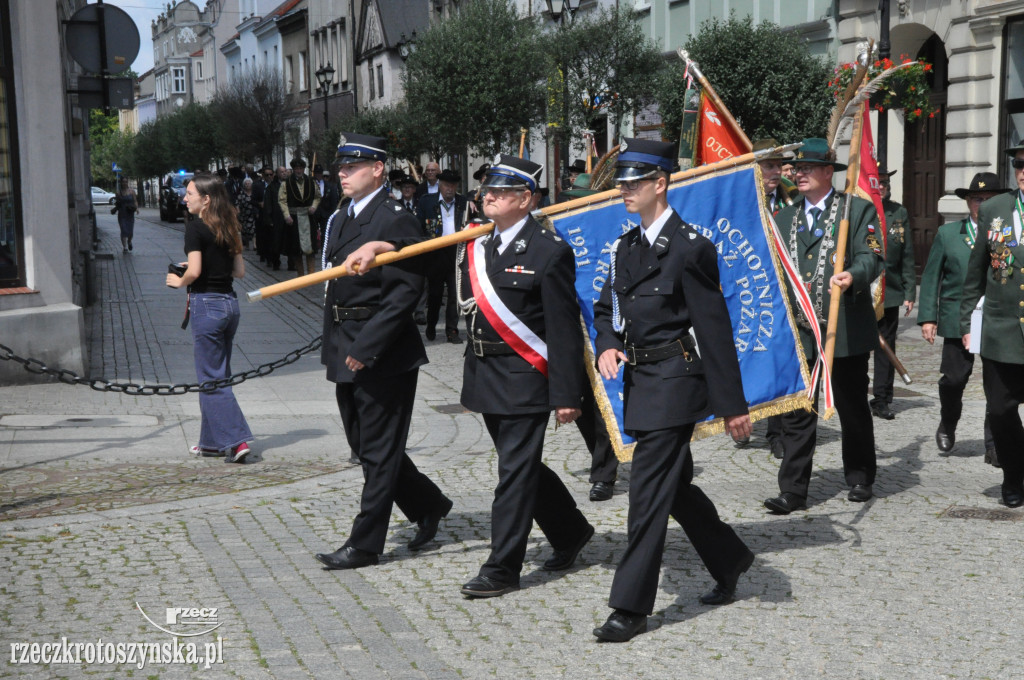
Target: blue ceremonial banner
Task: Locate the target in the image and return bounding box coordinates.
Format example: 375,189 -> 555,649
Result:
545,164 -> 811,461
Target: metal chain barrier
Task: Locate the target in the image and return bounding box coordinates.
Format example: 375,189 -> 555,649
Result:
0,336 -> 322,396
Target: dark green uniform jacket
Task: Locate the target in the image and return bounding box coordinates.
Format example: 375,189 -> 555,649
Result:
775,190 -> 885,358
881,198 -> 916,307
918,218 -> 976,338
959,190 -> 1024,364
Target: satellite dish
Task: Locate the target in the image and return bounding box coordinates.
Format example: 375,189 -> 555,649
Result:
65,3 -> 140,75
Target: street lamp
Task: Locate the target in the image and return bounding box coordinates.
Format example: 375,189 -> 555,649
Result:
315,62 -> 335,133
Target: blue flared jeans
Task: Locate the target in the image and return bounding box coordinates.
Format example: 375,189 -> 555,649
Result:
190,292 -> 252,451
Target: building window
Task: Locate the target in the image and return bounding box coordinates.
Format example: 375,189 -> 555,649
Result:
0,0 -> 22,287
299,50 -> 307,91
377,64 -> 383,100
368,61 -> 375,99
172,66 -> 186,93
1003,16 -> 1024,186
194,60 -> 203,80
285,55 -> 294,93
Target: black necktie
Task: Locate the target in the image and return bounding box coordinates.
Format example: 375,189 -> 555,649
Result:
809,207 -> 822,228
641,233 -> 652,248
491,236 -> 502,261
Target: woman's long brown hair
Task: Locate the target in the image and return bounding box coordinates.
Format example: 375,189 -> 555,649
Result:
190,172 -> 243,255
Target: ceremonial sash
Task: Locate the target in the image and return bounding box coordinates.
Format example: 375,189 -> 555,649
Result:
466,237 -> 549,376
767,213 -> 835,412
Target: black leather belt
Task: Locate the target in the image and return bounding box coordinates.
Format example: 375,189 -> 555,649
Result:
332,305 -> 376,322
472,338 -> 517,357
624,335 -> 697,365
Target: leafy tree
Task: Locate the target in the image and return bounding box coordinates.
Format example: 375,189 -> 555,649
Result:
210,66 -> 290,166
132,120 -> 169,178
657,14 -> 832,145
90,128 -> 136,185
160,102 -> 220,171
546,6 -> 664,153
402,0 -> 547,157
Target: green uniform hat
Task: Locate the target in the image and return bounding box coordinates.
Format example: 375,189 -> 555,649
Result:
793,137 -> 847,171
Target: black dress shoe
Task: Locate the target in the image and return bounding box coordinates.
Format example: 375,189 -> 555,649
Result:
769,439 -> 785,460
589,481 -> 614,502
542,524 -> 594,571
460,575 -> 519,598
935,422 -> 955,452
424,326 -> 436,340
1002,486 -> 1024,508
763,492 -> 806,515
408,496 -> 453,550
446,329 -> 463,344
848,484 -> 873,502
593,610 -> 647,642
700,550 -> 754,605
314,546 -> 379,570
870,401 -> 895,420
985,447 -> 1001,468
414,311 -> 426,325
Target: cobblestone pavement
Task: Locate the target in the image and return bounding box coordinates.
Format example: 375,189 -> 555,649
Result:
0,211 -> 1018,679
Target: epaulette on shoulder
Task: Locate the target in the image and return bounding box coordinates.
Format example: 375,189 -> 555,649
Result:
383,197 -> 406,213
537,227 -> 562,243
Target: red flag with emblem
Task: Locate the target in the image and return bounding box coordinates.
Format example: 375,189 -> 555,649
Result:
853,102 -> 888,315
697,93 -> 748,165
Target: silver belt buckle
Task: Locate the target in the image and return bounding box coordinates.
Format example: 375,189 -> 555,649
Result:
624,345 -> 636,366
473,338 -> 486,358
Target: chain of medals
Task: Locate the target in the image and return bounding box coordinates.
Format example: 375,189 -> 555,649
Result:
964,218 -> 976,247
789,194 -> 842,322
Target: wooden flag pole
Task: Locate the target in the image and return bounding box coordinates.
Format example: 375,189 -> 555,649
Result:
823,104 -> 866,373
677,48 -> 753,153
518,128 -> 527,158
245,142 -> 802,302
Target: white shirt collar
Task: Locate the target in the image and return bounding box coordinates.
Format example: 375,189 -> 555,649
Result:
805,189 -> 834,216
642,206 -> 674,244
494,215 -> 529,254
349,185 -> 385,218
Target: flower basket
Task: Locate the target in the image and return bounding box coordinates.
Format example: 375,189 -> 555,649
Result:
829,55 -> 938,123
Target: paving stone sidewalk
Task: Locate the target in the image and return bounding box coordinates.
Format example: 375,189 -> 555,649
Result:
0,210 -> 1017,679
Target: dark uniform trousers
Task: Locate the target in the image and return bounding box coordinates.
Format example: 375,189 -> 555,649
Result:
574,384 -> 619,483
335,371 -> 444,555
426,246 -> 459,334
871,306 -> 900,405
981,359 -> 1024,485
479,412 -> 590,584
779,353 -> 876,497
609,424 -> 750,615
938,337 -> 994,446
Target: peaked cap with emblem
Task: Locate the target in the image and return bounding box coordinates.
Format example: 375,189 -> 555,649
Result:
792,137 -> 847,171
614,137 -> 678,182
335,132 -> 388,164
954,171 -> 1008,199
482,154 -> 543,192
395,174 -> 418,187
753,138 -> 794,163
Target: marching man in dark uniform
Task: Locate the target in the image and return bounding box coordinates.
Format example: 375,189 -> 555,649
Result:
959,143 -> 1024,507
456,155 -> 594,598
314,133 -> 452,570
918,172 -> 1002,462
592,138 -> 754,643
763,138 -> 885,514
869,167 -> 916,420
342,155 -> 595,596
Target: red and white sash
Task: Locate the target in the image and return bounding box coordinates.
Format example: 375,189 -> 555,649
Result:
466,236 -> 549,376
